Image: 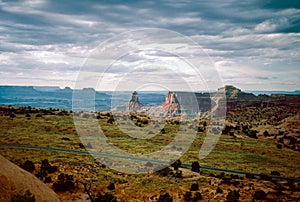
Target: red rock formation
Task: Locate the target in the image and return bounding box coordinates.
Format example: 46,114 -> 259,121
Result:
161,92 -> 180,115
127,91 -> 143,111
126,86 -> 300,117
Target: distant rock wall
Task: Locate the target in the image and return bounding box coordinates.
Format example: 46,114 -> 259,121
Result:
126,86 -> 300,116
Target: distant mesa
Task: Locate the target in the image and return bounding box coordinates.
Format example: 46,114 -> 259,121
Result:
0,86 -> 40,96
217,85 -> 256,100
33,86 -> 61,92
0,85 -> 299,114
218,85 -> 241,98
82,87 -> 96,92
62,86 -> 72,91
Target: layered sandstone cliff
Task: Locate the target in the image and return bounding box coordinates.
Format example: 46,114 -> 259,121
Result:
126,86 -> 300,116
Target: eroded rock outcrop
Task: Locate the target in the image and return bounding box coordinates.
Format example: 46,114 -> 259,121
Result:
160,92 -> 180,115
0,155 -> 61,202
127,91 -> 143,111
126,86 -> 300,117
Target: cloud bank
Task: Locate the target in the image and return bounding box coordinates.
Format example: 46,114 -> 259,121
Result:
0,0 -> 299,90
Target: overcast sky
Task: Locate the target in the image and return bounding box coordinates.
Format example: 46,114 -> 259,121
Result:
0,0 -> 299,91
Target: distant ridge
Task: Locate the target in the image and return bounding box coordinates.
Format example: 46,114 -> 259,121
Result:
217,85 -> 256,100
0,85 -> 300,112
246,90 -> 300,96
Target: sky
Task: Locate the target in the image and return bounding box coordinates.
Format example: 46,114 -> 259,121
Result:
0,0 -> 299,91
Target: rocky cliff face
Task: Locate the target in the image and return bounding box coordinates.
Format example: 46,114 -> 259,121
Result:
127,91 -> 143,111
127,91 -> 203,116
160,92 -> 180,115
126,86 -> 300,116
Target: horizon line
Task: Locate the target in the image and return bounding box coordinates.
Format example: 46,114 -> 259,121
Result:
0,84 -> 299,92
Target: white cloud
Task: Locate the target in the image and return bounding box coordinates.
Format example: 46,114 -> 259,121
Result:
255,18 -> 288,33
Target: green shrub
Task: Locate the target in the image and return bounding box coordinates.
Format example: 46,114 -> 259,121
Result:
183,191 -> 192,201
171,159 -> 181,170
253,190 -> 267,200
190,183 -> 199,191
95,192 -> 117,202
191,161 -> 200,172
225,190 -> 240,202
19,160 -> 35,173
173,170 -> 182,178
158,193 -> 172,202
193,192 -> 203,201
53,173 -> 75,192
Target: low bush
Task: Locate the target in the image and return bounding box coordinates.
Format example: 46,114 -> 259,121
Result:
190,183 -> 199,191
225,190 -> 240,202
171,159 -> 181,170
11,190 -> 35,202
53,173 -> 75,192
157,193 -> 172,202
44,176 -> 52,183
216,187 -> 223,194
193,192 -> 203,201
253,190 -> 267,200
95,192 -> 117,202
19,160 -> 35,173
191,161 -> 200,172
270,171 -> 280,176
247,130 -> 258,139
157,167 -> 172,177
183,191 -> 192,201
107,182 -> 115,190
173,170 -> 182,178
41,159 -> 58,174
35,170 -> 47,180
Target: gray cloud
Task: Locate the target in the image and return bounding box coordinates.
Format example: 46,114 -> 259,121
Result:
0,0 -> 299,90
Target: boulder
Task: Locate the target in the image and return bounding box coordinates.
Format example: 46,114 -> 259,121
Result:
0,155 -> 60,202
